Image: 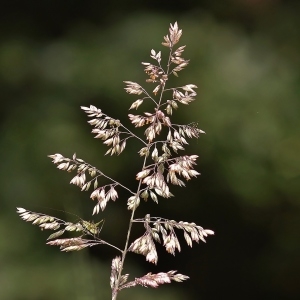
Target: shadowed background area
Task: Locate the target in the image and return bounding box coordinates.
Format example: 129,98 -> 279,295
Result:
1,1 -> 299,299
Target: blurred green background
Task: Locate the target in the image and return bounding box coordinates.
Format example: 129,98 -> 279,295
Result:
1,1 -> 299,299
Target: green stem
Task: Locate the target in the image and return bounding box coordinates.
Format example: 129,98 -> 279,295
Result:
111,153 -> 148,300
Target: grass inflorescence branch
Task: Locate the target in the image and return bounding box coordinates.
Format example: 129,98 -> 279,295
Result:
17,22 -> 214,300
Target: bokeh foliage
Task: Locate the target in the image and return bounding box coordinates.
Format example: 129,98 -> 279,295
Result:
1,1 -> 299,299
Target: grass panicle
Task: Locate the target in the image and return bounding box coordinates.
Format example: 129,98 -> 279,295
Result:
17,22 -> 214,300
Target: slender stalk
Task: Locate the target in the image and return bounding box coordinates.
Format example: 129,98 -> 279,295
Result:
112,153 -> 148,300
112,208 -> 135,300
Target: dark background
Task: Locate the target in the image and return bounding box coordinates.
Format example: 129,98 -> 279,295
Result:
1,0 -> 299,299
